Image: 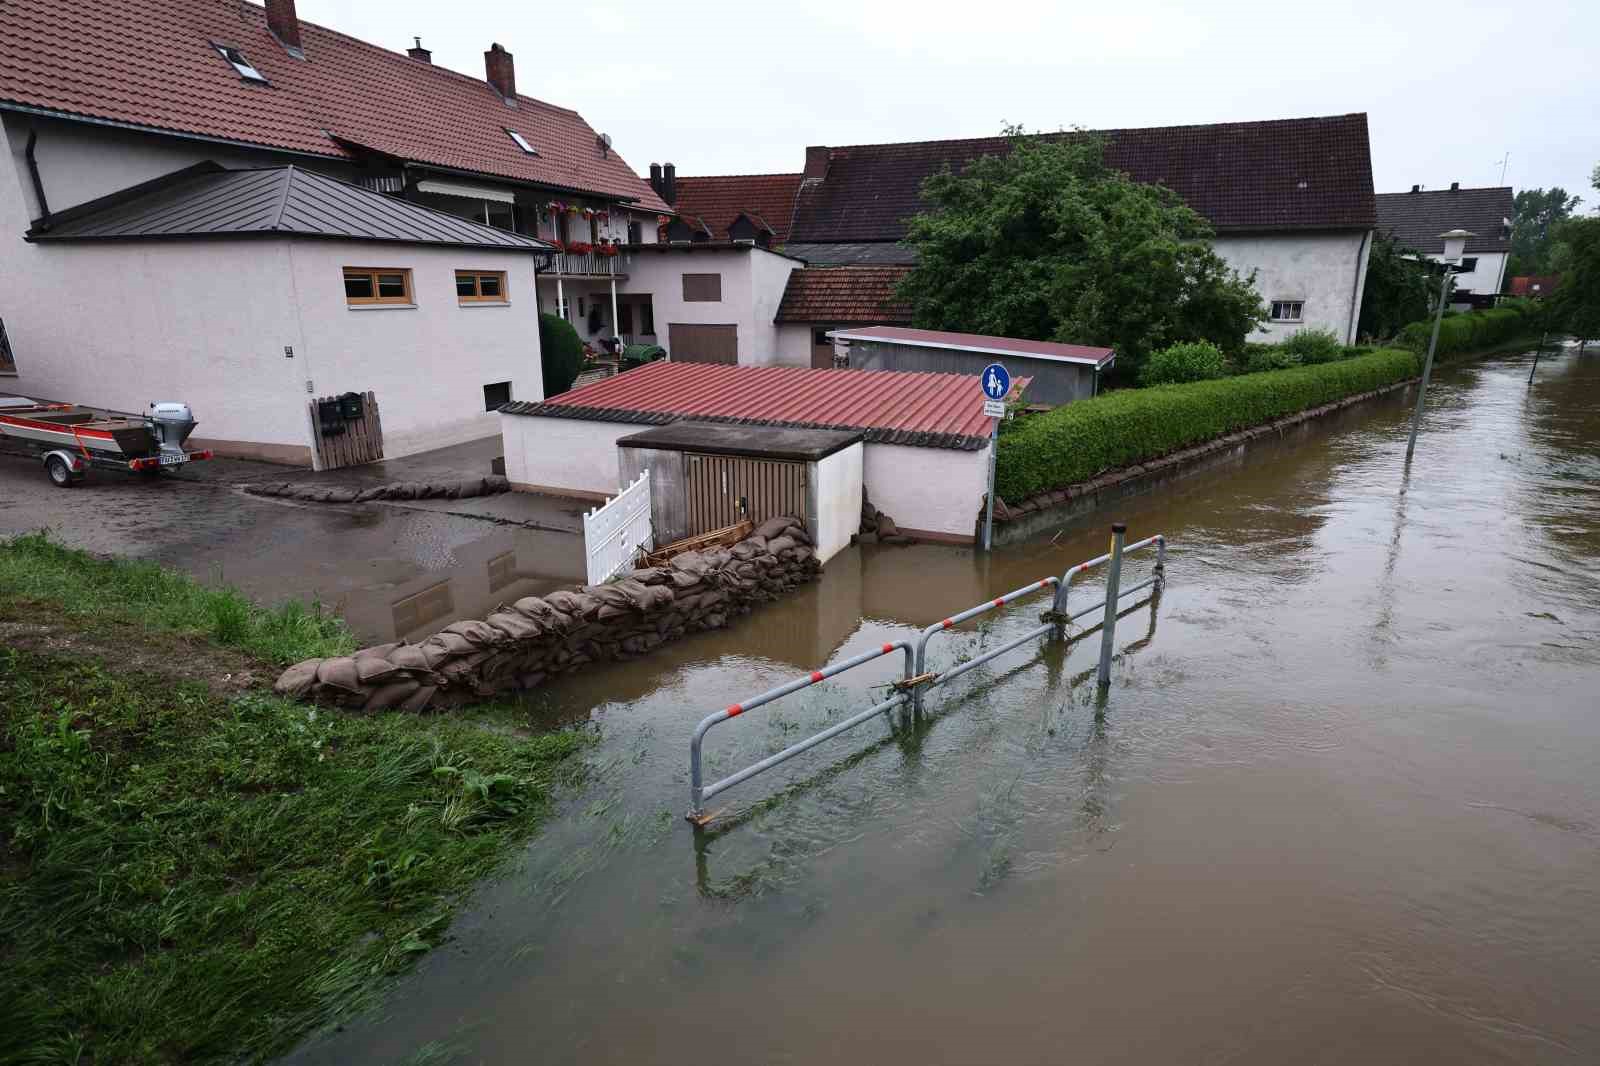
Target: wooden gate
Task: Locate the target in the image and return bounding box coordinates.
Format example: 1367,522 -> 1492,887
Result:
308,390 -> 384,470
684,452 -> 807,536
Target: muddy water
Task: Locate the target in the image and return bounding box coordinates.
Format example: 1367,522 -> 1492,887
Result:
289,349 -> 1600,1065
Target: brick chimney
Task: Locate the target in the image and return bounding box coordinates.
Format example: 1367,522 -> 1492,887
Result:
485,43 -> 516,103
802,146 -> 831,184
649,163 -> 664,200
661,163 -> 676,205
1450,181 -> 1460,192
266,0 -> 302,54
407,36 -> 432,63
1410,184 -> 1421,193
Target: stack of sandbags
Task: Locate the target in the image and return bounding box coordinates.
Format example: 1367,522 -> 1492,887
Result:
273,515 -> 821,711
856,491 -> 913,545
246,475 -> 510,504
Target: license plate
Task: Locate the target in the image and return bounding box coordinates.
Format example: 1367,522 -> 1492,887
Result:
159,452 -> 187,466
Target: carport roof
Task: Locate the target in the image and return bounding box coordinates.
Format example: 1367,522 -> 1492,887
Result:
502,361 -> 1028,451
29,162 -> 556,251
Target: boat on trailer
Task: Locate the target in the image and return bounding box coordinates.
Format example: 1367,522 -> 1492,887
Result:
0,396 -> 213,486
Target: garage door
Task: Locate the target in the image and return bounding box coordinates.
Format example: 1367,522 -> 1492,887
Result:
685,452 -> 807,536
668,323 -> 738,365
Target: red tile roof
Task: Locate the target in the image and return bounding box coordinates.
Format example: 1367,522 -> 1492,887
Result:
775,265 -> 912,324
790,114 -> 1376,243
669,173 -> 803,241
0,0 -> 667,210
830,326 -> 1114,367
501,360 -> 1021,450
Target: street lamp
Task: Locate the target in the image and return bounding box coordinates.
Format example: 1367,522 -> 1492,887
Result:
1404,228 -> 1475,462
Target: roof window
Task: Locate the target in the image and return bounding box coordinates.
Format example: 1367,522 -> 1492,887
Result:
506,129 -> 538,155
214,44 -> 267,83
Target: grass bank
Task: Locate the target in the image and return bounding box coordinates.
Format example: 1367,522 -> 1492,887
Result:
0,535 -> 588,1064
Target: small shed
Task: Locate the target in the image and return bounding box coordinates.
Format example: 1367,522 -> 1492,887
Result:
828,326 -> 1114,406
617,422 -> 863,563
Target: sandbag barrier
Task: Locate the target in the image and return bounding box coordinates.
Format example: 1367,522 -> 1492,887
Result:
246,474 -> 511,505
273,516 -> 820,711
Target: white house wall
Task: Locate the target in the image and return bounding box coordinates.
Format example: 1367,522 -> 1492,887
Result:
863,442 -> 988,541
1212,230 -> 1371,344
1428,250 -> 1508,298
616,248 -> 795,366
774,323 -> 815,367
499,414 -> 634,499
812,442 -> 864,563
0,183 -> 543,462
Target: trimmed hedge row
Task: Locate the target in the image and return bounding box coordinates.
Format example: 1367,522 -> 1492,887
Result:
995,348 -> 1420,501
1395,302 -> 1536,358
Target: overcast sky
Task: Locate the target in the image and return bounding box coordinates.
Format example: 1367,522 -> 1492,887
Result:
302,0 -> 1597,205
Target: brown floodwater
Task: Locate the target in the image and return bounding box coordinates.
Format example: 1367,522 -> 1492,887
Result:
287,348 -> 1600,1065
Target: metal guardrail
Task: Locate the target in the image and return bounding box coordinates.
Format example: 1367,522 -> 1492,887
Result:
686,524 -> 1167,823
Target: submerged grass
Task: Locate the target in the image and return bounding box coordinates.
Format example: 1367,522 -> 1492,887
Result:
0,538 -> 590,1063
0,531 -> 355,663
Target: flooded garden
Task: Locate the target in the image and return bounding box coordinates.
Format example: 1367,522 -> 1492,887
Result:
289,347 -> 1599,1064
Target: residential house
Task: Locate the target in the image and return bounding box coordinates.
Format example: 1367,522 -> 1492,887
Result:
1376,184 -> 1514,308
0,0 -> 667,462
784,115 -> 1379,346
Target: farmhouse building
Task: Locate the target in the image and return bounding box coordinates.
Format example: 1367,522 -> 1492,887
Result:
668,114 -> 1381,356
0,0 -> 667,462
1376,184 -> 1514,307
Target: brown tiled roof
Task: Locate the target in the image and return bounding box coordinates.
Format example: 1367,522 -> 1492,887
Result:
775,265 -> 912,324
1375,187 -> 1513,254
790,114 -> 1376,243
501,359 -> 1024,451
669,173 -> 803,240
0,0 -> 668,210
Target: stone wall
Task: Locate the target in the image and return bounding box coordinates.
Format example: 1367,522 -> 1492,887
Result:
272,516 -> 819,711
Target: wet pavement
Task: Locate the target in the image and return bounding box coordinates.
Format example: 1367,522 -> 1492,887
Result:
0,437 -> 589,642
275,346 -> 1600,1064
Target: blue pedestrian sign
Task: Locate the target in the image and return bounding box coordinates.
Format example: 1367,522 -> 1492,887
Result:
980,363 -> 1011,400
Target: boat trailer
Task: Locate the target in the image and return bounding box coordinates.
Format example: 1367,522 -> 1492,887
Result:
0,396 -> 212,486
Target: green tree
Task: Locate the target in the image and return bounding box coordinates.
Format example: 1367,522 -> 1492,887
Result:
1549,217 -> 1600,343
896,129 -> 1265,381
1509,187 -> 1582,277
538,312 -> 585,397
1357,230 -> 1434,340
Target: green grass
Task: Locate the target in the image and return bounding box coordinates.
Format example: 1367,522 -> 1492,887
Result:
0,651 -> 587,1064
0,537 -> 590,1063
0,532 -> 355,663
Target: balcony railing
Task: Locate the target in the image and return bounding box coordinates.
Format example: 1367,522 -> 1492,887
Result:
545,251 -> 623,277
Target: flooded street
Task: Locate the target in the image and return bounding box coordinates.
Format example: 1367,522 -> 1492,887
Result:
282,346 -> 1596,1064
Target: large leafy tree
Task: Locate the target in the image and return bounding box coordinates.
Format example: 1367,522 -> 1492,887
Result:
896,130 -> 1265,381
1549,216 -> 1600,343
1509,187 -> 1582,278
1357,231 -> 1434,340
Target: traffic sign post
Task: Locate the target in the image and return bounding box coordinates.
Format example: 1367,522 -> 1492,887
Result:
980,363 -> 1010,552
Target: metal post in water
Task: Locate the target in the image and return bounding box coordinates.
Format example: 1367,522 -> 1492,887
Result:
1096,523 -> 1126,689
1404,266 -> 1452,463
1154,534 -> 1167,588
981,418 -> 998,552
1528,331 -> 1545,385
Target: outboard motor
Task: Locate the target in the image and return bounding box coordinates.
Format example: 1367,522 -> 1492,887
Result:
147,401 -> 197,456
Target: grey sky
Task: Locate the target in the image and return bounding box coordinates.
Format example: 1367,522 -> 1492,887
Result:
304,0 -> 1598,206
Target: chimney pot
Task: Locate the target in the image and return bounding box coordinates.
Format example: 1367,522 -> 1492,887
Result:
484,43 -> 516,103
1450,181 -> 1460,191
662,163 -> 676,205
1410,184 -> 1421,193
265,0 -> 302,53
649,163 -> 663,198
407,36 -> 432,62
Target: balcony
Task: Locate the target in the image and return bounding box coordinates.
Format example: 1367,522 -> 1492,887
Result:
543,250 -> 626,278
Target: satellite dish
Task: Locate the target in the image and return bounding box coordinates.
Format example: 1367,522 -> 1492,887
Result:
601,132 -> 613,149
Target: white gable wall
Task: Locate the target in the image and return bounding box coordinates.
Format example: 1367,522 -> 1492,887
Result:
616,247 -> 798,366
1213,230 -> 1372,345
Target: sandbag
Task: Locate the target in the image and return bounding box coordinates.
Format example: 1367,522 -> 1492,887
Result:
314,657 -> 362,693
363,678 -> 421,711
273,658 -> 322,697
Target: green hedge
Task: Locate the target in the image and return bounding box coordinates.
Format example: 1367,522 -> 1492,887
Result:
995,348 -> 1420,500
1395,302 -> 1537,358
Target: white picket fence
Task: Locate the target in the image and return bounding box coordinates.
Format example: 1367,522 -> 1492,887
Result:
584,469 -> 654,585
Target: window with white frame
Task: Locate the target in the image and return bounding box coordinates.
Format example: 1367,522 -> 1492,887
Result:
1269,300 -> 1304,323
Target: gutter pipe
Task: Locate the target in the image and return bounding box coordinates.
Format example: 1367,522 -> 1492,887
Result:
24,130 -> 51,230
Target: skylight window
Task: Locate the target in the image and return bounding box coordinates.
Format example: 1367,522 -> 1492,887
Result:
506,129 -> 538,155
214,43 -> 267,83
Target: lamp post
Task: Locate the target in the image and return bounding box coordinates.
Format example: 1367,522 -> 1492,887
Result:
1405,228 -> 1475,463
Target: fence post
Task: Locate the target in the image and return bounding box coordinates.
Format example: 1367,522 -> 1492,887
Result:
1096,523 -> 1126,689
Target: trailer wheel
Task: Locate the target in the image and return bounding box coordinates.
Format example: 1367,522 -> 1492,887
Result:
45,454 -> 80,487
